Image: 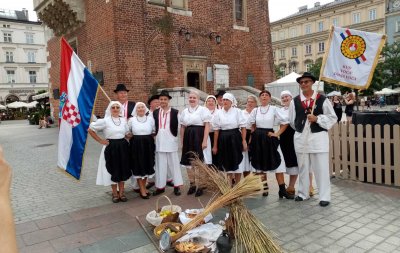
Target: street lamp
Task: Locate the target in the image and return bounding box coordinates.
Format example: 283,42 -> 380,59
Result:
209,32 -> 221,44
179,27 -> 191,41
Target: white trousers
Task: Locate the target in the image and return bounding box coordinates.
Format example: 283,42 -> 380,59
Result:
131,161 -> 172,189
296,152 -> 331,202
155,151 -> 183,189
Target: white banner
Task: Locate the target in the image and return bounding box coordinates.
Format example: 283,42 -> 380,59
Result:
320,26 -> 386,90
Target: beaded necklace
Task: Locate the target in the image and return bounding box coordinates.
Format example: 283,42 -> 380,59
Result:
136,116 -> 147,123
111,117 -> 121,126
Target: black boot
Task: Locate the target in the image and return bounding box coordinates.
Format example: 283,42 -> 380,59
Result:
263,183 -> 269,197
278,184 -> 293,199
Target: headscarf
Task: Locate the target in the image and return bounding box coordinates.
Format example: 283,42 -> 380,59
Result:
105,101 -> 123,118
205,95 -> 217,103
131,102 -> 149,117
222,93 -> 237,107
280,90 -> 293,98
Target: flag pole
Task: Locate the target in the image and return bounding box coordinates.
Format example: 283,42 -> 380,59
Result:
98,85 -> 111,102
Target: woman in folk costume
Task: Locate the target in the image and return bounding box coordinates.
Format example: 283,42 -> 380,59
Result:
248,90 -> 291,198
152,90 -> 184,196
180,91 -> 212,197
212,93 -> 247,185
205,95 -> 219,168
88,101 -> 131,203
127,102 -> 155,199
239,95 -> 258,176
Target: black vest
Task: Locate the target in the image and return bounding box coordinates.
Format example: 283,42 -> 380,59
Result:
153,108 -> 179,137
293,94 -> 327,133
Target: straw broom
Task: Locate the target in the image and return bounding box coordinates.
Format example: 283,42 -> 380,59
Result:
173,158 -> 283,253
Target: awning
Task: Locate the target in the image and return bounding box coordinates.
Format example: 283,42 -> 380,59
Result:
32,92 -> 49,100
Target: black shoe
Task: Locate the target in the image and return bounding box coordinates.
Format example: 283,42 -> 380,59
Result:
262,183 -> 269,197
140,193 -> 150,199
166,181 -> 174,187
174,187 -> 181,196
146,182 -> 155,189
319,201 -> 330,207
278,184 -> 293,199
152,189 -> 165,196
195,188 -> 203,197
187,185 -> 196,195
294,196 -> 304,201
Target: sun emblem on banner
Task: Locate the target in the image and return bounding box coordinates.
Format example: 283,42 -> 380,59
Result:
340,30 -> 367,64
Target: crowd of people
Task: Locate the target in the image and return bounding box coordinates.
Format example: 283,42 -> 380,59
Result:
90,72 -> 337,207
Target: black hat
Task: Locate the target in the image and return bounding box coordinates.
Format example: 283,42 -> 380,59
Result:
158,90 -> 172,99
296,72 -> 317,84
147,94 -> 160,105
114,83 -> 129,93
215,90 -> 226,98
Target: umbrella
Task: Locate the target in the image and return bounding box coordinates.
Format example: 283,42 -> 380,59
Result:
6,101 -> 29,109
326,91 -> 341,97
0,104 -> 6,110
26,101 -> 38,109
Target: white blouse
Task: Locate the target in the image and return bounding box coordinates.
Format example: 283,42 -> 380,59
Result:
128,115 -> 155,135
89,117 -> 128,139
248,105 -> 289,129
180,106 -> 211,127
213,107 -> 247,130
241,109 -> 253,130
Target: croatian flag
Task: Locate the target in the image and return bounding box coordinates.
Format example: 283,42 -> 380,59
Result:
57,38 -> 98,180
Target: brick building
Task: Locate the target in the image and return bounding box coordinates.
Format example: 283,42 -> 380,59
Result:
33,0 -> 274,116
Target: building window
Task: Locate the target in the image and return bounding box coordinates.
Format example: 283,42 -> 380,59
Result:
369,9 -> 377,21
396,20 -> 400,32
280,66 -> 286,76
273,50 -> 276,59
305,63 -> 312,72
29,71 -> 37,83
352,12 -> 361,24
280,49 -> 286,59
271,32 -> 276,42
318,42 -> 325,52
26,33 -> 34,44
27,51 -> 36,63
318,21 -> 324,32
305,24 -> 311,34
3,32 -> 12,42
3,24 -> 10,28
6,52 -> 14,62
148,0 -> 188,9
290,27 -> 297,38
332,17 -> 339,27
235,0 -> 243,20
7,70 -> 16,83
279,31 -> 285,40
291,47 -> 297,57
305,44 -> 312,55
290,64 -> 297,73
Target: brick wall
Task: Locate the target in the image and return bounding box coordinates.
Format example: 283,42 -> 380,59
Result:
47,0 -> 274,118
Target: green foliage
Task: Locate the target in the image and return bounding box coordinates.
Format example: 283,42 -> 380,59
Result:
153,13 -> 174,36
379,41 -> 400,89
274,64 -> 283,79
37,90 -> 47,94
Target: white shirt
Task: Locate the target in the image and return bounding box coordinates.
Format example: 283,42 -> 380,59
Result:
241,109 -> 253,130
288,91 -> 337,153
155,108 -> 179,152
89,117 -> 128,139
128,115 -> 155,135
213,107 -> 247,130
248,105 -> 288,129
180,106 -> 211,126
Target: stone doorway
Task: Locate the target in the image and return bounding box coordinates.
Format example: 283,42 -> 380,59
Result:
187,72 -> 200,89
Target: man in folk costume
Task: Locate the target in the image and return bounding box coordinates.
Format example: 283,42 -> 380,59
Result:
288,72 -> 337,207
152,90 -> 183,196
114,83 -> 135,119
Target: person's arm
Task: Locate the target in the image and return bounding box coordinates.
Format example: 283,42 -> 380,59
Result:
202,122 -> 210,150
268,124 -> 288,138
0,146 -> 18,253
241,127 -> 247,151
88,129 -> 109,145
212,130 -> 219,155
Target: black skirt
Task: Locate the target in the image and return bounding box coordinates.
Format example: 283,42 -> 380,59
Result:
181,125 -> 205,166
217,129 -> 243,172
279,127 -> 298,168
129,135 -> 155,177
104,138 -> 132,182
249,128 -> 281,171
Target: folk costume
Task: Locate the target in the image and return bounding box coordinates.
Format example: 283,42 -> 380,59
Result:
212,93 -> 247,173
248,105 -> 288,173
89,101 -> 131,186
128,102 -> 155,180
289,87 -> 337,205
238,108 -> 255,172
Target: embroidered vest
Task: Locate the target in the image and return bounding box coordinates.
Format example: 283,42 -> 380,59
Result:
153,108 -> 179,137
293,94 -> 326,133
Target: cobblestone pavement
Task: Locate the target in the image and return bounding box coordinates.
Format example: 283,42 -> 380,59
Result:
2,120 -> 400,253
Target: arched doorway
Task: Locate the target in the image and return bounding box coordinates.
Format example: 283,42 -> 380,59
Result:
187,72 -> 200,89
6,94 -> 19,104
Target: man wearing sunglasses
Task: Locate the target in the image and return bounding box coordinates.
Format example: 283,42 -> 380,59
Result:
288,72 -> 337,207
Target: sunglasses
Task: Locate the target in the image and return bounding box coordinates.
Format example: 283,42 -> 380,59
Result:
299,80 -> 313,84
111,106 -> 120,109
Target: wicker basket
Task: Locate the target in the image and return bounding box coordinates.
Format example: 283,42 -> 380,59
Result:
153,222 -> 183,242
145,195 -> 181,226
174,242 -> 210,253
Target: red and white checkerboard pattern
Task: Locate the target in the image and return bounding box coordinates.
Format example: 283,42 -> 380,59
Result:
62,100 -> 81,127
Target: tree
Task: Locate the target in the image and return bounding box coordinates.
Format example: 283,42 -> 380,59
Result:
274,64 -> 283,79
379,41 -> 400,89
